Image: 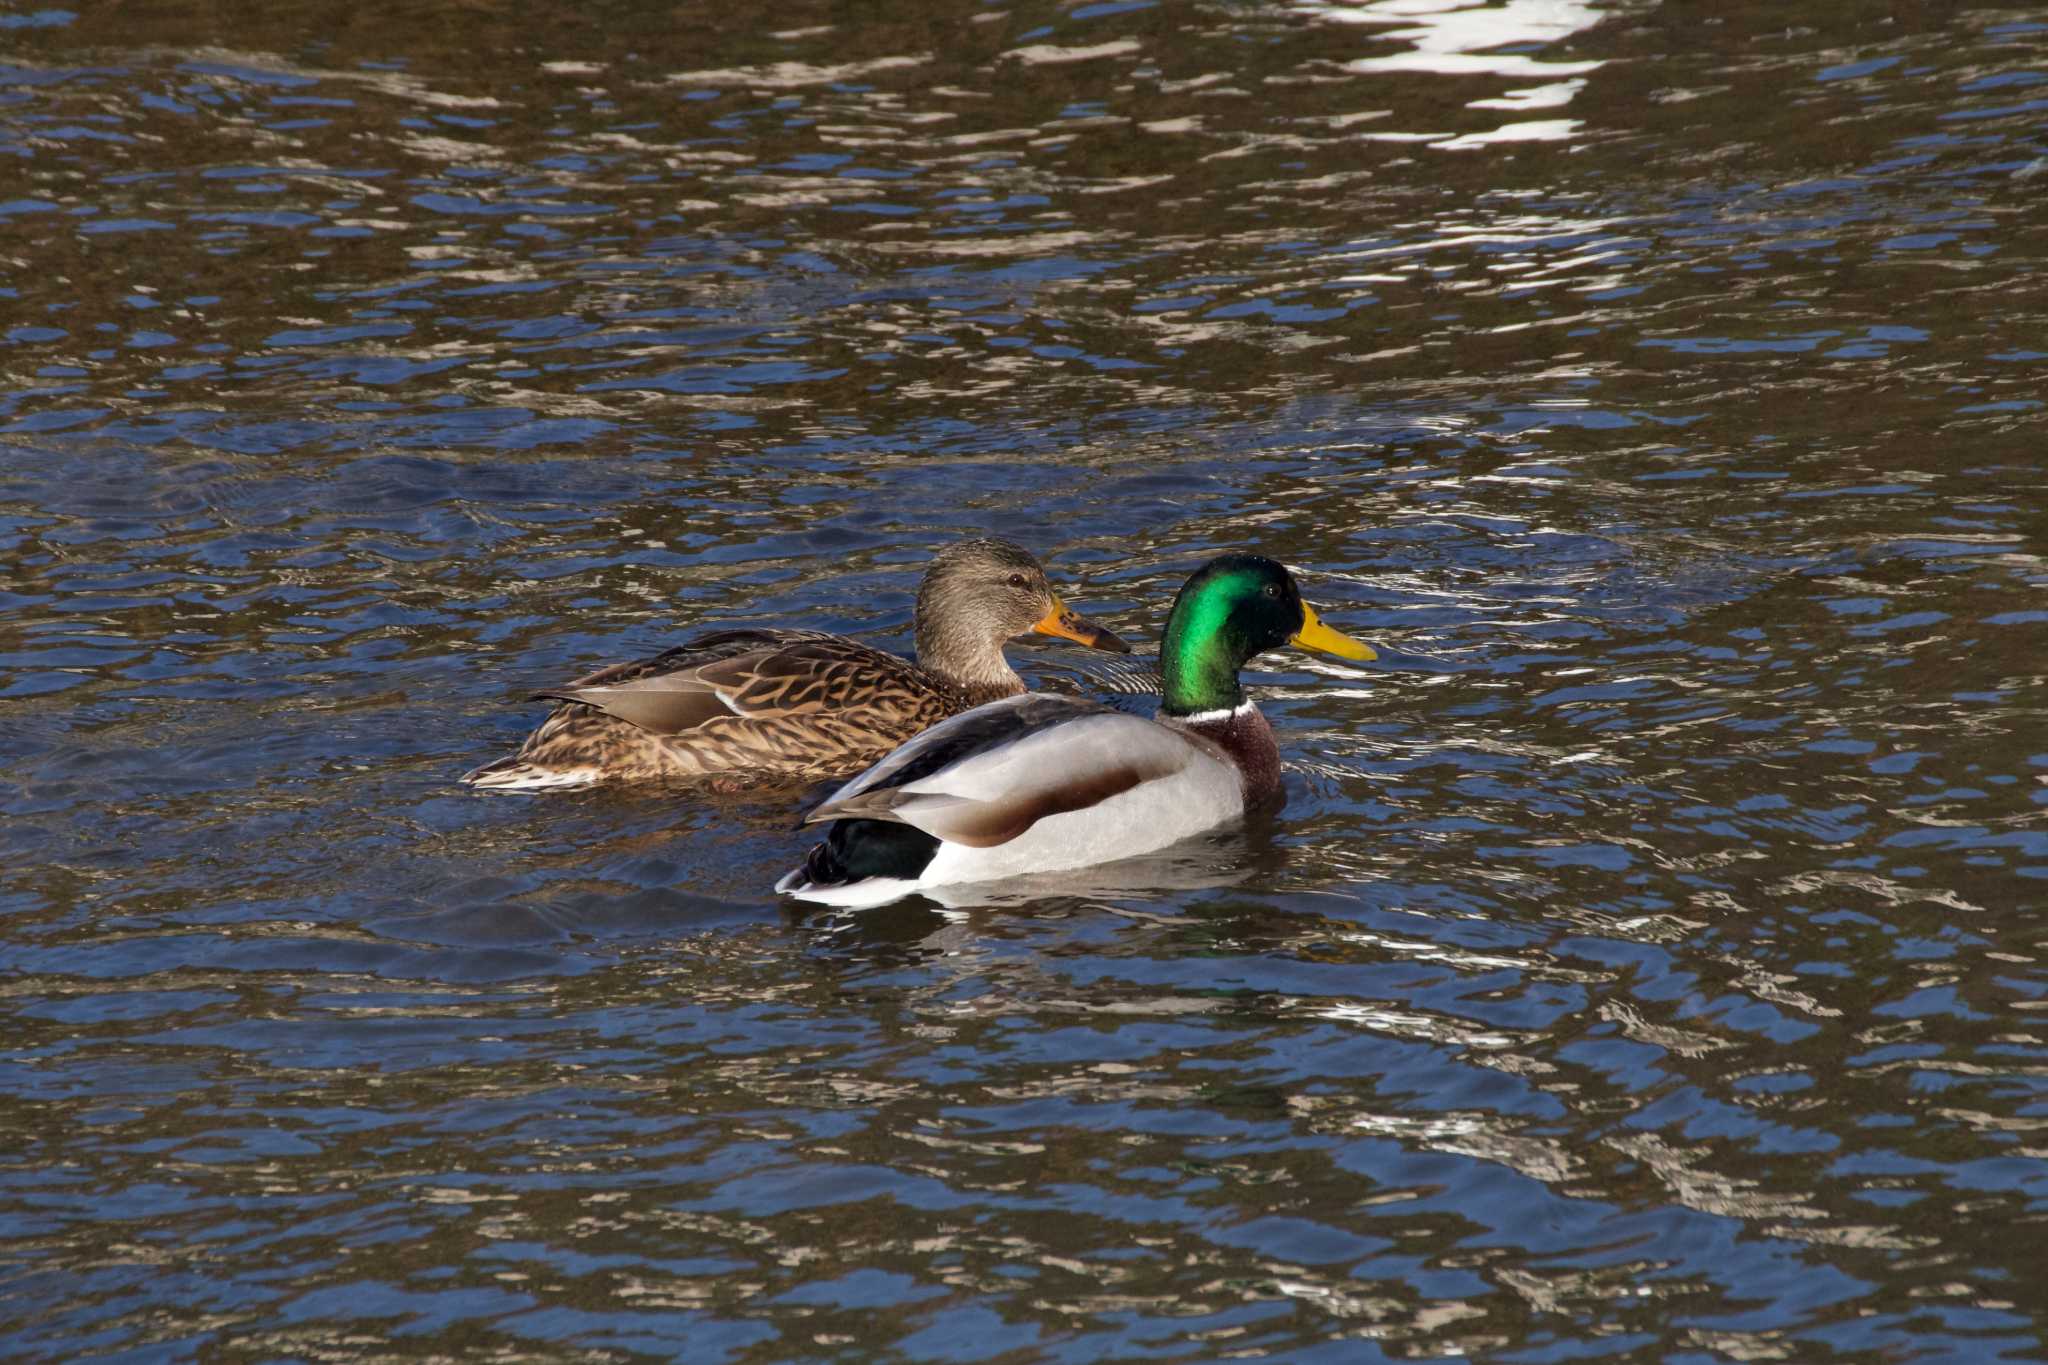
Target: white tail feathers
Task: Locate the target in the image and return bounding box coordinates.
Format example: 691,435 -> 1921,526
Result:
461,761 -> 604,791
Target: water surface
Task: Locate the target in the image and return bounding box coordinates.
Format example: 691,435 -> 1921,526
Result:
4,1 -> 2046,1359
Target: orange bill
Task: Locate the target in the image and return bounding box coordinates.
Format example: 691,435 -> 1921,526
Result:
1030,594 -> 1131,653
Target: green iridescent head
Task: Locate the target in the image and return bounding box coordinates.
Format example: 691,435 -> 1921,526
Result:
1158,554 -> 1376,716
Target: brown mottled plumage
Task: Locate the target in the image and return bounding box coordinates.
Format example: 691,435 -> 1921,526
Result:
463,539 -> 1128,790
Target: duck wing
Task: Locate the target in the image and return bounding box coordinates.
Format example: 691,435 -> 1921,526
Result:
804,694 -> 1212,849
533,629 -> 939,736
1043,650 -> 1165,698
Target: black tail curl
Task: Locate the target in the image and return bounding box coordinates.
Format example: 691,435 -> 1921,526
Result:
796,818 -> 940,888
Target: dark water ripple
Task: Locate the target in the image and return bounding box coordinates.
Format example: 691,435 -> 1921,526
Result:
3,1 -> 2047,1361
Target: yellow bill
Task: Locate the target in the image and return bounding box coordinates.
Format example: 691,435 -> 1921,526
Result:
1030,594 -> 1131,653
1290,601 -> 1377,661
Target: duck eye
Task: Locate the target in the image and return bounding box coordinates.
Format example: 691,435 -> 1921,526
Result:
1007,573 -> 1029,589
1262,584 -> 1280,599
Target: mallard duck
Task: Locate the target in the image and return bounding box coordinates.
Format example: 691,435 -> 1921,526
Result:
464,538 -> 1129,790
776,553 -> 1375,906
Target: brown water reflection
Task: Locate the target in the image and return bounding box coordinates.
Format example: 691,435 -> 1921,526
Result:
4,0 -> 2047,1360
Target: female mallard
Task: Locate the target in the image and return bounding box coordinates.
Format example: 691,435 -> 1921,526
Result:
464,538 -> 1128,790
776,554 -> 1375,906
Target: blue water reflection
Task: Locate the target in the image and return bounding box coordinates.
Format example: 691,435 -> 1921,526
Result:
3,0 -> 2047,1359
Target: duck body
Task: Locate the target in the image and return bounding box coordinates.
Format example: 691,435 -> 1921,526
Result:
463,628 -> 964,789
779,554 -> 1374,906
775,693 -> 1281,907
464,540 -> 1126,791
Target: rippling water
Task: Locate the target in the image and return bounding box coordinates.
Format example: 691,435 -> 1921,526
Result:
5,1 -> 2047,1359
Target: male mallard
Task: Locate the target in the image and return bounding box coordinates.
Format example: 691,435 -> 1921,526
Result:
776,554 -> 1375,906
464,538 -> 1128,790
